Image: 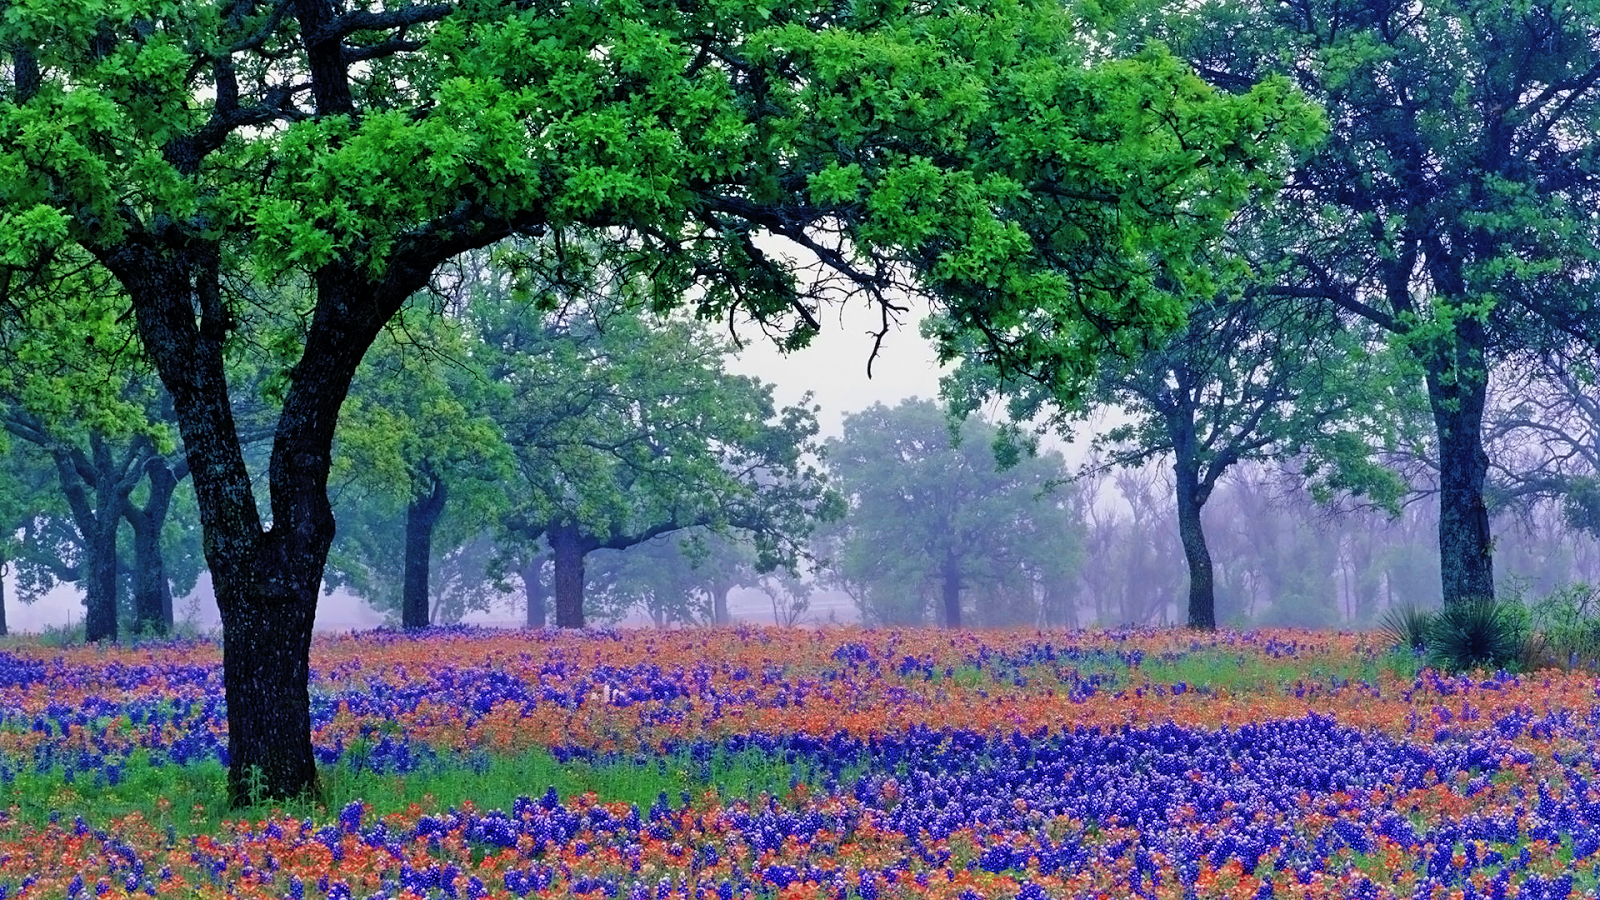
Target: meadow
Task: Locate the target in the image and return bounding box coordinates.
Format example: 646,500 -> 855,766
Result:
0,625 -> 1596,899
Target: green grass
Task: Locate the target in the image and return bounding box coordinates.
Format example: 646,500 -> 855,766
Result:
6,743 -> 860,833
919,646 -> 1410,697
1132,647 -> 1392,694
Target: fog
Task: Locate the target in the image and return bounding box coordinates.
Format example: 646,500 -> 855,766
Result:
724,300 -> 950,439
10,307 -> 1600,634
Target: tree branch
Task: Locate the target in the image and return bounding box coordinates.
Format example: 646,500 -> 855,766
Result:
309,3 -> 453,46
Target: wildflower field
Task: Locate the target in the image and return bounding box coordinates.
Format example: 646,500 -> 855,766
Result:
2,626 -> 1598,899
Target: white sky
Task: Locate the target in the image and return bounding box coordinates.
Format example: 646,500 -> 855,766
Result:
725,299 -> 948,438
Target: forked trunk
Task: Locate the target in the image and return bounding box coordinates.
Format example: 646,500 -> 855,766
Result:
116,246 -> 396,805
126,458 -> 181,635
46,434 -> 150,643
128,511 -> 170,635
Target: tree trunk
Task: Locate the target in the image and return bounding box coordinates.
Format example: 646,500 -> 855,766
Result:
1043,582 -> 1075,628
125,458 -> 181,635
1175,477 -> 1216,630
112,245 -> 402,806
522,554 -> 547,628
712,580 -> 733,625
218,580 -> 318,806
105,0 -> 400,805
940,552 -> 962,629
1426,354 -> 1495,606
0,552 -> 9,638
402,470 -> 448,630
1163,366 -> 1220,631
551,523 -> 592,628
83,504 -> 121,643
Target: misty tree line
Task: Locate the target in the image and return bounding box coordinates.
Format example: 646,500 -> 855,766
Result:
9,347 -> 1600,635
0,244 -> 838,638
1069,461 -> 1600,631
551,385 -> 1600,634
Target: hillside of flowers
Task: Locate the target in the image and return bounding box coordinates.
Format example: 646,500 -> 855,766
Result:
2,626 -> 1600,898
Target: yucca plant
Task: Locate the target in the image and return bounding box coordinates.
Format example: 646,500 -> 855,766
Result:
1425,598 -> 1527,674
1378,605 -> 1434,653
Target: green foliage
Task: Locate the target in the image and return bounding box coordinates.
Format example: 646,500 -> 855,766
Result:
1425,599 -> 1528,674
1378,606 -> 1435,654
0,0 -> 1321,392
481,275 -> 836,578
1525,583 -> 1600,671
1381,647 -> 1426,681
1377,595 -> 1548,675
1138,0 -> 1600,607
0,0 -> 1335,799
823,398 -> 1082,627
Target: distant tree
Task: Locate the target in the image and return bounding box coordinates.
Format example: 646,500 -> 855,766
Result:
826,399 -> 1082,628
1089,467 -> 1188,626
120,450 -> 192,634
756,570 -> 816,628
0,256 -> 191,639
585,529 -> 760,627
950,288 -> 1400,629
329,295 -> 513,629
506,544 -> 553,630
1479,350 -> 1600,539
482,303 -> 837,628
1072,461 -> 1423,628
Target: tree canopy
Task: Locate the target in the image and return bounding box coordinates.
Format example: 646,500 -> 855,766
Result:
482,297 -> 837,628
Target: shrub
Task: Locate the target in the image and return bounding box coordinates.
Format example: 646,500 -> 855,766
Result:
1527,583 -> 1600,672
1378,605 -> 1434,653
1425,598 -> 1527,674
